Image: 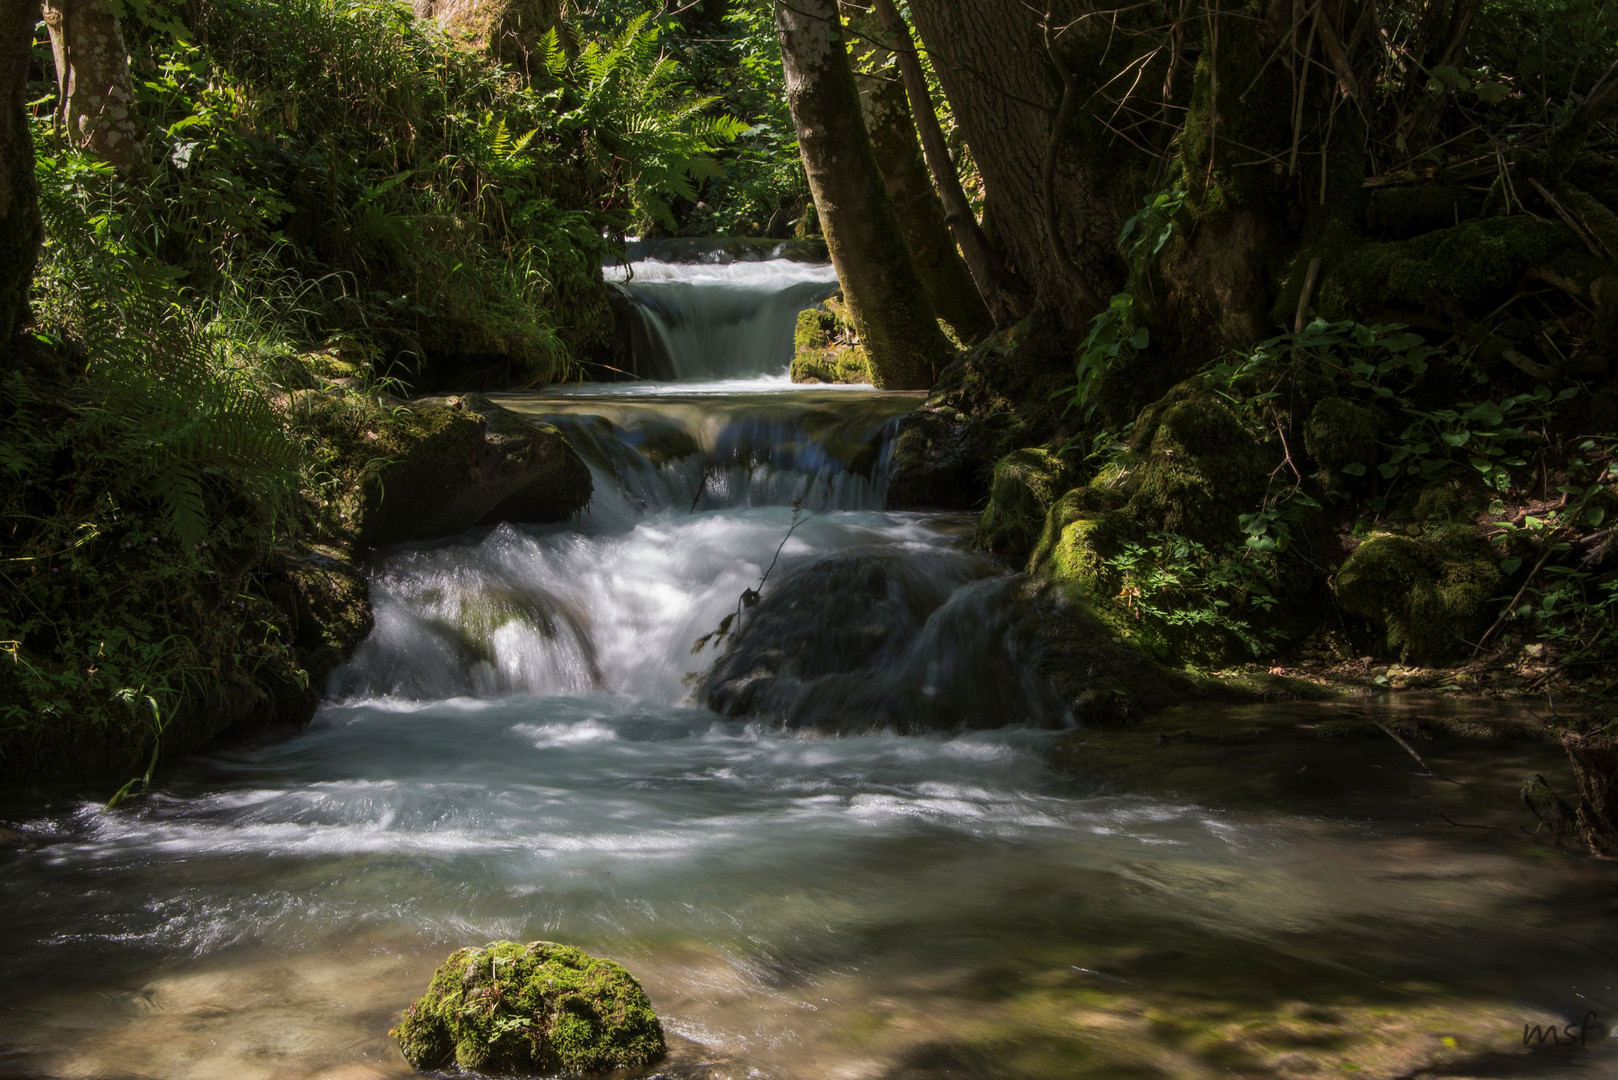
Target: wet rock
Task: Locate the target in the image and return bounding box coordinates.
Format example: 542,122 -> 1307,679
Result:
887,345 -> 1062,511
353,394 -> 592,550
698,552 -> 1069,733
392,940 -> 664,1076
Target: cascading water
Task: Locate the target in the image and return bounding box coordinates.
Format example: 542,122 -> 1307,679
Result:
606,253 -> 840,380
3,254 -> 1617,1080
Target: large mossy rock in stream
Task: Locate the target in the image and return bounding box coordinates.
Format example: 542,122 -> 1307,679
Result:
392,940 -> 665,1076
974,446 -> 1076,566
1333,527 -> 1502,665
349,394 -> 591,550
790,299 -> 872,385
698,553 -> 1071,732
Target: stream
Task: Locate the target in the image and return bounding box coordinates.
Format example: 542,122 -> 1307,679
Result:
2,250 -> 1617,1080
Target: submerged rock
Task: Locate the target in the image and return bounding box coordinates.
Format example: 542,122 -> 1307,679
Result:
698,552 -> 1069,733
392,940 -> 665,1076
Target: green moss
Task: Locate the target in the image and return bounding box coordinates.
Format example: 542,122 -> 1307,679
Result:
391,940 -> 665,1075
975,447 -> 1074,564
1366,185 -> 1484,238
791,300 -> 872,385
1319,216 -> 1592,320
1302,396 -> 1381,489
1125,395 -> 1269,546
1333,526 -> 1503,664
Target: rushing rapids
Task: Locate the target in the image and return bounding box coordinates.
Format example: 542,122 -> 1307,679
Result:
2,256 -> 1617,1080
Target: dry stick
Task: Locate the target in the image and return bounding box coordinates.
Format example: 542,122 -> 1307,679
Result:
1473,540 -> 1560,657
1293,255 -> 1323,333
1042,9 -> 1106,312
1312,3 -> 1362,109
1373,721 -> 1442,779
1287,5 -> 1317,177
1529,177 -> 1605,258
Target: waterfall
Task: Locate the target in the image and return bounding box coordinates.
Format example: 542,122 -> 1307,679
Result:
606,257 -> 841,381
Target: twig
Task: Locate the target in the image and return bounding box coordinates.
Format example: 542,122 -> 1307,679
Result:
1374,720 -> 1440,778
1529,178 -> 1605,258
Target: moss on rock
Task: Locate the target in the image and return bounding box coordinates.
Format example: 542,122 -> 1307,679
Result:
349,395 -> 592,550
1333,526 -> 1503,664
791,300 -> 872,385
1318,216 -> 1597,321
1302,396 -> 1382,490
975,447 -> 1074,564
391,940 -> 665,1076
1124,393 -> 1269,546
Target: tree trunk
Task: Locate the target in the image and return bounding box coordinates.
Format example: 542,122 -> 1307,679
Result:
906,0 -> 1132,345
840,1 -> 993,345
775,0 -> 952,389
1,0 -> 41,345
869,0 -> 1030,329
41,0 -> 142,170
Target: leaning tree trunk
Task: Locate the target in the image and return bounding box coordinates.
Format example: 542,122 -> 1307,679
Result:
840,1 -> 993,345
41,0 -> 142,170
775,0 -> 952,389
1,0 -> 41,345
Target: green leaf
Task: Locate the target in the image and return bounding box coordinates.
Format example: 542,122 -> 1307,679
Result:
1340,462 -> 1367,477
1587,506 -> 1607,528
1499,556 -> 1523,575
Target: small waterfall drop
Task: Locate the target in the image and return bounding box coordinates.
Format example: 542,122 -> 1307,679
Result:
606,257 -> 841,381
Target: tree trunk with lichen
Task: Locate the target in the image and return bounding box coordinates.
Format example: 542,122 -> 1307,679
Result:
41,0 -> 143,170
775,0 -> 952,389
840,1 -> 992,345
1,0 -> 41,345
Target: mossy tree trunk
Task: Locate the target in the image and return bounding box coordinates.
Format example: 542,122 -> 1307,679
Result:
775,0 -> 952,389
41,0 -> 143,170
840,1 -> 993,346
0,0 -> 41,345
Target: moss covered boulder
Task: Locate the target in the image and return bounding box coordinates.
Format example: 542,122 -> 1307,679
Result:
1333,526 -> 1503,664
392,940 -> 665,1076
351,394 -> 591,550
1125,391 -> 1270,545
974,446 -> 1074,564
790,300 -> 871,385
1302,396 -> 1382,490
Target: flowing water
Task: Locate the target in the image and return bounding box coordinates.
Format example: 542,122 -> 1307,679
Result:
2,257 -> 1617,1080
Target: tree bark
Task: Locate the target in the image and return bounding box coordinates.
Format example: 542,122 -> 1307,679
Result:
1,0 -> 41,345
775,0 -> 952,389
41,0 -> 142,170
906,0 -> 1130,344
868,0 -> 1029,329
840,1 -> 993,344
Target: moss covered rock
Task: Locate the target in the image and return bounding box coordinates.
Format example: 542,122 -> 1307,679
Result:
1302,396 -> 1382,490
351,395 -> 591,550
392,940 -> 665,1076
1333,526 -> 1503,664
974,447 -> 1074,564
1124,392 -> 1270,546
1318,216 -> 1599,320
791,300 -> 871,384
